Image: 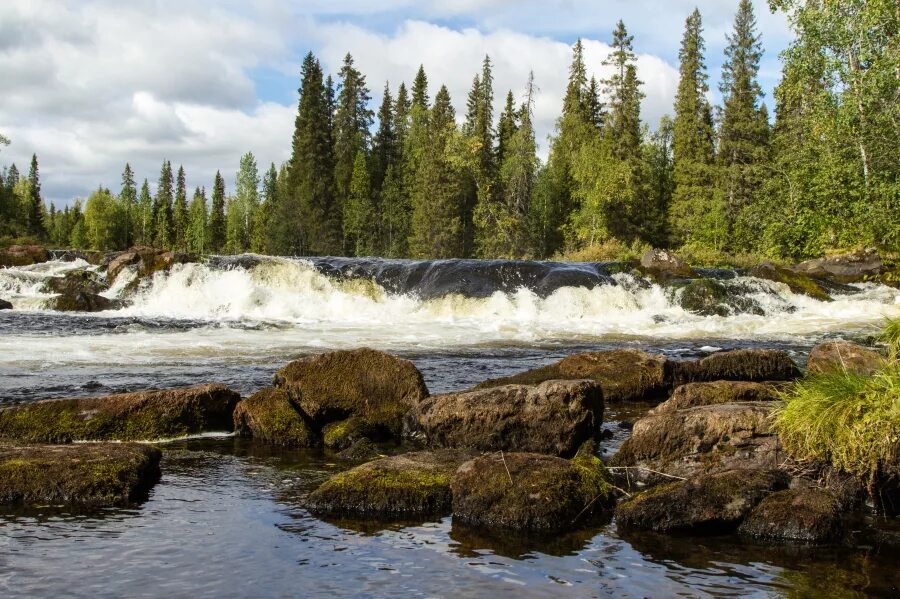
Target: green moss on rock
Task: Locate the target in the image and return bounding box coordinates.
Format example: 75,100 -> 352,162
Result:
0,442 -> 161,508
651,381 -> 780,414
738,487 -> 844,543
0,384 -> 240,443
233,387 -> 319,447
672,349 -> 801,385
750,262 -> 831,301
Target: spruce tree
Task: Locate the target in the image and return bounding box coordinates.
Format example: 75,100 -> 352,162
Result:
496,91 -> 519,170
135,179 -> 153,246
283,52 -> 339,255
718,0 -> 769,250
119,163 -> 137,248
26,154 -> 45,237
371,82 -> 397,196
380,164 -> 408,258
468,55 -> 499,257
669,9 -> 722,248
254,163 -> 278,254
227,151 -> 259,254
393,82 -> 411,153
186,186 -> 208,254
208,170 -> 227,252
343,150 -> 376,256
173,165 -> 189,251
153,160 -> 174,248
411,65 -> 429,110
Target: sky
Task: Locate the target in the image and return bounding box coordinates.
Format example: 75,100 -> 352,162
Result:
0,0 -> 794,208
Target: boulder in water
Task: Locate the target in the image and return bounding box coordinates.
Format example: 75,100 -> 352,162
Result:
306,450 -> 471,519
639,249 -> 697,280
44,268 -> 118,312
0,245 -> 49,268
107,246 -> 197,283
672,349 -> 801,385
473,349 -> 671,403
233,387 -> 318,447
610,401 -> 781,483
273,348 -> 429,440
322,416 -> 379,450
807,341 -> 885,376
793,249 -> 882,284
0,299 -> 11,310
738,487 -> 845,543
678,278 -> 764,316
451,448 -> 614,533
0,384 -> 240,443
651,381 -> 780,414
408,380 -> 603,457
51,290 -> 118,312
615,468 -> 789,534
0,442 -> 161,508
749,262 -> 831,301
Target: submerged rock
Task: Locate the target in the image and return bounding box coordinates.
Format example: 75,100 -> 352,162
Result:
233,387 -> 318,447
678,279 -> 764,317
0,384 -> 241,443
273,348 -> 429,439
638,249 -> 697,280
0,245 -> 50,268
807,341 -> 885,376
0,299 -> 11,310
611,401 -> 780,483
473,349 -> 670,403
408,379 -> 603,457
793,249 -> 882,284
672,349 -> 801,385
0,442 -> 161,508
749,262 -> 831,301
738,487 -> 844,543
306,450 -> 471,518
615,469 -> 789,534
651,381 -> 780,414
451,450 -> 614,534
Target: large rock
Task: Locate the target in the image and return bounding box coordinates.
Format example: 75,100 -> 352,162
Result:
793,249 -> 882,284
0,245 -> 50,268
639,249 -> 697,280
451,450 -> 614,534
807,341 -> 885,376
0,384 -> 241,443
44,269 -> 107,296
306,450 -> 471,519
233,387 -> 318,447
0,442 -> 161,508
408,379 -> 603,458
610,402 -> 780,483
273,348 -> 429,439
672,349 -> 801,385
107,247 -> 197,283
738,487 -> 844,543
322,416 -> 380,450
651,381 -> 780,414
473,349 -> 671,403
0,299 -> 11,310
615,469 -> 789,534
749,262 -> 831,301
678,279 -> 763,317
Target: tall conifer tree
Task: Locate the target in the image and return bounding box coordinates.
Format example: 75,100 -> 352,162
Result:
208,170 -> 227,252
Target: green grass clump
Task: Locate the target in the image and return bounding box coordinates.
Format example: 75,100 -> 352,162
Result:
880,318 -> 900,359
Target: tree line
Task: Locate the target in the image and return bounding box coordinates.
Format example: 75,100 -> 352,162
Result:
1,0 -> 897,260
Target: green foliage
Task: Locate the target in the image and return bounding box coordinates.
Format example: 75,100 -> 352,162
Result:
173,165 -> 189,251
83,187 -> 124,250
153,160 -> 173,248
343,150 -> 376,256
226,151 -> 259,254
208,171 -> 226,253
186,186 -> 208,254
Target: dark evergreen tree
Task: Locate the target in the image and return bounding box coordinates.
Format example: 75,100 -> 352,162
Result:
208,170 -> 227,252
135,178 -> 153,245
372,82 -> 397,196
173,165 -> 189,250
153,160 -> 174,248
119,163 -> 136,248
496,90 -> 519,170
26,154 -> 45,237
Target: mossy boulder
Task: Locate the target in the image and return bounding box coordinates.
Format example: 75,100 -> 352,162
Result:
793,249 -> 882,284
615,469 -> 789,534
0,384 -> 241,443
750,262 -> 831,301
473,349 -> 670,403
738,487 -> 845,543
672,349 -> 801,385
408,379 -> 603,458
322,416 -> 379,450
678,279 -> 763,316
638,249 -> 697,281
0,442 -> 161,508
651,381 -> 780,414
51,290 -> 118,312
306,450 -> 471,519
273,348 -> 429,439
233,387 -> 318,447
0,245 -> 49,268
807,341 -> 885,376
106,247 -> 197,283
44,268 -> 108,296
0,299 -> 11,310
611,402 -> 780,483
451,451 -> 614,533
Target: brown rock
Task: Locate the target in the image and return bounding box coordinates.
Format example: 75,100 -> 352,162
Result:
273,348 -> 429,439
233,387 -> 318,447
749,262 -> 831,301
0,245 -> 50,268
738,487 -> 845,543
793,249 -> 882,284
473,349 -> 671,402
651,381 -> 780,414
0,299 -> 11,310
672,349 -> 801,385
807,341 -> 885,376
107,246 -> 197,283
408,379 -> 603,457
639,249 -> 697,280
0,384 -> 240,443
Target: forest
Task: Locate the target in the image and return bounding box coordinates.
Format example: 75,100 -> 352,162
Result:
0,0 -> 897,262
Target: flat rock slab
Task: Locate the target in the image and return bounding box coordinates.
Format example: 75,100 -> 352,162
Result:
451,452 -> 614,534
306,450 -> 471,519
672,349 -> 801,385
0,442 -> 161,508
408,379 -> 603,457
651,381 -> 780,414
0,384 -> 241,443
615,469 -> 789,534
807,341 -> 885,376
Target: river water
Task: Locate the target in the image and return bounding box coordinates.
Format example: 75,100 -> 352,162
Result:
0,256 -> 898,597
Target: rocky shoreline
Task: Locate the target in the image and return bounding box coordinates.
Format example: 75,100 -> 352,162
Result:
0,341 -> 897,551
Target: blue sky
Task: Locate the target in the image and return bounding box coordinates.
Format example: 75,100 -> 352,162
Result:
0,1 -> 792,207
